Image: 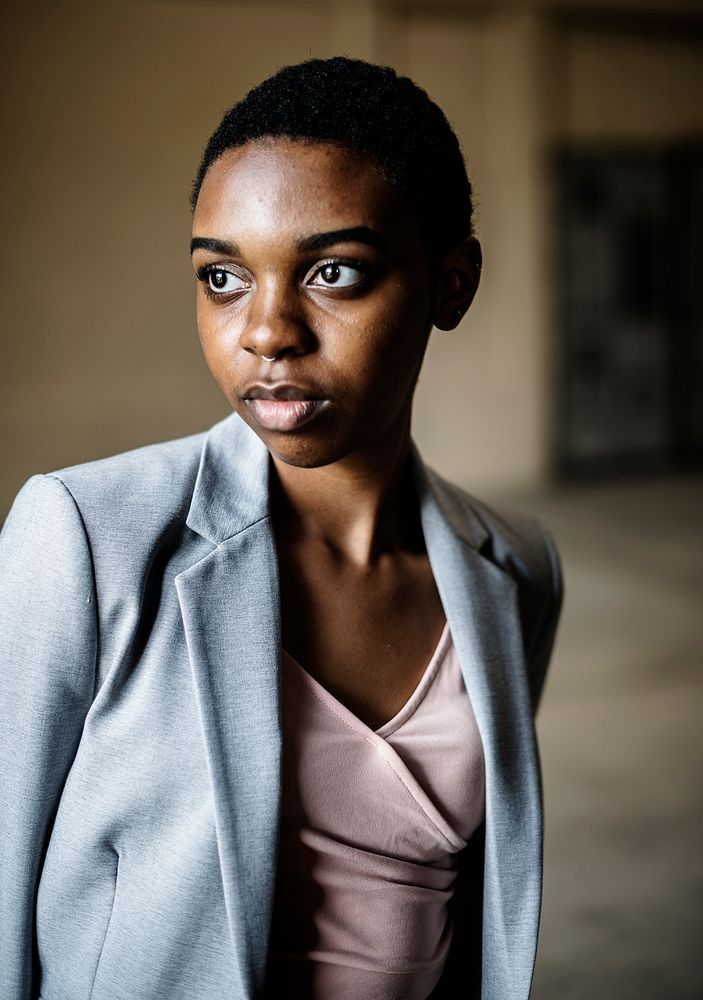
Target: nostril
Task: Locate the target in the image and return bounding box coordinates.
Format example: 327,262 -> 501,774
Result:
239,307 -> 316,361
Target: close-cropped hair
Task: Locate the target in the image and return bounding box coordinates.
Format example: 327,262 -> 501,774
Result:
191,56 -> 474,262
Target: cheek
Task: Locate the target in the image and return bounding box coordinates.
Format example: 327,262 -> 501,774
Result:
330,285 -> 430,389
197,303 -> 242,383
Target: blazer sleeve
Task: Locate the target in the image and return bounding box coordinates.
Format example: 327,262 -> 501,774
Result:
526,521 -> 564,715
0,475 -> 98,999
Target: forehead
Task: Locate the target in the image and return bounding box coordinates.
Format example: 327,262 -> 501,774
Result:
193,138 -> 412,240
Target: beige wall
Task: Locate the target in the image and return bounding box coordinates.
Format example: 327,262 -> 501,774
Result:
565,28 -> 703,141
0,0 -> 336,515
2,0 -> 703,515
405,10 -> 561,493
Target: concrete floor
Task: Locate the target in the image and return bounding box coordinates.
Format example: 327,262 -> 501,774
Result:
504,477 -> 703,1000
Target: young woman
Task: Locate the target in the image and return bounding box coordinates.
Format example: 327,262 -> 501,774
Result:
0,58 -> 562,1000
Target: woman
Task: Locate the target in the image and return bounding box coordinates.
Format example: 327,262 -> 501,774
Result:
0,58 -> 562,1000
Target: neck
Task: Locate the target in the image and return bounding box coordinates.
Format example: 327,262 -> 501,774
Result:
269,416 -> 424,567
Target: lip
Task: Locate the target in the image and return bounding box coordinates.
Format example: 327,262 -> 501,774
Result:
243,382 -> 325,401
242,380 -> 330,432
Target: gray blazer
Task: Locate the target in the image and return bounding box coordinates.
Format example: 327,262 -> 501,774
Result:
0,412 -> 562,1000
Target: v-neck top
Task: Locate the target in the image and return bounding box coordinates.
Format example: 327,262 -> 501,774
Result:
264,623 -> 485,1000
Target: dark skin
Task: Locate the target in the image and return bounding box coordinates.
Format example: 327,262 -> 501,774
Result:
192,138 -> 481,730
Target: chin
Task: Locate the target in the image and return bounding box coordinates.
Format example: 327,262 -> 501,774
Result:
264,436 -> 351,469
232,403 -> 354,468
236,401 -> 404,470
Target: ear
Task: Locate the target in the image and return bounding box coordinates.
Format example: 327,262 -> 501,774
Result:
432,236 -> 482,331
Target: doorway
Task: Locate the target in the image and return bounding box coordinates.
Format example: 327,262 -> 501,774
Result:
554,145 -> 703,478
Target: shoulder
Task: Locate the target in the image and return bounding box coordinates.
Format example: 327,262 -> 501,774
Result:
425,467 -> 560,593
467,492 -> 559,596
2,427 -> 212,597
49,428 -> 208,526
426,469 -> 563,710
465,489 -> 562,649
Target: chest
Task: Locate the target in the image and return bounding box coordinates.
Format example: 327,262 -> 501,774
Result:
276,540 -> 447,731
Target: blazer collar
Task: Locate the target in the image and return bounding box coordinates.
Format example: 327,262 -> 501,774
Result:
185,413 -> 271,544
185,411 -> 490,552
409,438 -> 489,552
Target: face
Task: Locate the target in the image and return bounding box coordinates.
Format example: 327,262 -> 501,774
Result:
192,138 -> 465,469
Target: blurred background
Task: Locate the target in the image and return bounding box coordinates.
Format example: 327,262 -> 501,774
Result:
1,0 -> 701,996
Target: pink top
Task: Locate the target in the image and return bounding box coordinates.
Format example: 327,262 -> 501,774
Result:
265,623 -> 485,1000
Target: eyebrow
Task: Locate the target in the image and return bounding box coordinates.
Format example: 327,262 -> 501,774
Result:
189,226 -> 386,257
190,236 -> 238,256
296,227 -> 387,253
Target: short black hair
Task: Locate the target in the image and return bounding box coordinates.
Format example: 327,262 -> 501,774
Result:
191,56 -> 474,262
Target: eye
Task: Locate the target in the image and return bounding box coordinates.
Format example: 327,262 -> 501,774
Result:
307,261 -> 365,289
199,266 -> 248,297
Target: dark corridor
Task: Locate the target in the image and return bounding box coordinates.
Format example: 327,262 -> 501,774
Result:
554,144 -> 703,479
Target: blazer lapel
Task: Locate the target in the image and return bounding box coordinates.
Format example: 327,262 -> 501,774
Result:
412,447 -> 543,1000
175,414 -> 281,1000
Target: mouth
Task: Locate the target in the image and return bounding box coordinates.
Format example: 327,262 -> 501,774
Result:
242,382 -> 330,432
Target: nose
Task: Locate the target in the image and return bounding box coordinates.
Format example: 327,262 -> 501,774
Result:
239,281 -> 315,361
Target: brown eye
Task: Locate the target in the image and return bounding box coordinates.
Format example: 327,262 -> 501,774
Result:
204,268 -> 247,295
308,262 -> 364,289
321,263 -> 341,284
